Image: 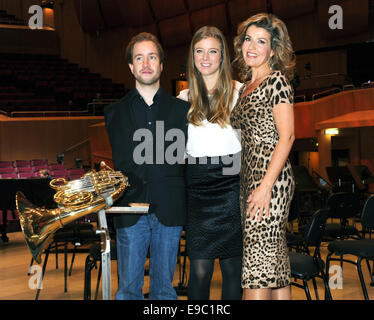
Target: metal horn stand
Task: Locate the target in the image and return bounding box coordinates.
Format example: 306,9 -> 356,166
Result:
96,206 -> 149,300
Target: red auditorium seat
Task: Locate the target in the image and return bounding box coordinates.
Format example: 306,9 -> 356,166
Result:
19,172 -> 37,179
17,166 -> 34,173
0,86 -> 16,92
33,165 -> 49,172
69,174 -> 83,181
0,93 -> 10,99
0,167 -> 17,174
68,168 -> 86,175
0,161 -> 14,168
2,99 -> 16,107
0,70 -> 12,78
32,159 -> 49,166
68,168 -> 86,180
73,92 -> 89,107
1,173 -> 19,179
49,164 -> 66,171
1,52 -> 128,116
39,98 -> 56,106
52,170 -> 69,178
15,160 -> 32,167
0,210 -> 18,225
35,80 -> 50,89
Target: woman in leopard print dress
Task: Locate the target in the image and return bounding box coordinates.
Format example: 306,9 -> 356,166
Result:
230,13 -> 296,300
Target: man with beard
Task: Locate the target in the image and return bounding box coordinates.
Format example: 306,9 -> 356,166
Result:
104,32 -> 190,300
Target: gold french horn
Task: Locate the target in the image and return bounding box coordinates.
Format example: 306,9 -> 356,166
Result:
16,162 -> 129,264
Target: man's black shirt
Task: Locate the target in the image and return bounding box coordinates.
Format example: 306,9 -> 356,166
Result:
130,88 -> 161,204
131,88 -> 161,133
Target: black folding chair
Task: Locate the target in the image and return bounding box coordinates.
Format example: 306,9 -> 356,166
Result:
323,192 -> 361,241
289,208 -> 332,300
326,195 -> 374,300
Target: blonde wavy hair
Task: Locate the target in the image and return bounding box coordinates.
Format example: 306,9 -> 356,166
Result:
233,13 -> 296,82
186,26 -> 233,128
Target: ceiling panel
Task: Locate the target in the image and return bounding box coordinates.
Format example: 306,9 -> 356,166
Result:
150,0 -> 186,20
318,0 -> 368,39
272,0 -> 315,20
99,0 -> 124,28
190,4 -> 228,34
116,0 -> 154,27
74,0 -> 105,33
72,0 -> 369,50
159,14 -> 192,48
187,0 -> 225,12
228,0 -> 267,33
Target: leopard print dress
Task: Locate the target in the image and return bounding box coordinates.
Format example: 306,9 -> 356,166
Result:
230,70 -> 295,289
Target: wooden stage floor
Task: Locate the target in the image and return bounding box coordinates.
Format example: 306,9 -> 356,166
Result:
0,231 -> 373,301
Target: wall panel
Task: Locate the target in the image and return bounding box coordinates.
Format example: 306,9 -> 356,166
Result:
294,88 -> 374,139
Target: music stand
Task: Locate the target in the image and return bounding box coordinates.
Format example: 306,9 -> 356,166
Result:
97,206 -> 149,300
312,169 -> 334,189
326,166 -> 355,191
347,164 -> 367,191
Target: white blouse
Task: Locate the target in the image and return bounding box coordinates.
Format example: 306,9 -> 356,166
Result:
177,80 -> 242,158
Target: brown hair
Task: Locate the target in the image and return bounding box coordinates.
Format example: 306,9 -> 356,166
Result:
233,13 -> 296,82
125,32 -> 164,64
186,26 -> 233,128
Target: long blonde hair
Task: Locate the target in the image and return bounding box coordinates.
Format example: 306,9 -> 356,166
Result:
233,13 -> 296,82
187,26 -> 233,128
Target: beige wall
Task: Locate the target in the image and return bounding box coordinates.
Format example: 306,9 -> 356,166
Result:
0,116 -> 103,168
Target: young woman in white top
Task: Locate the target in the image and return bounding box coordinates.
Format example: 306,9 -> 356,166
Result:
177,26 -> 243,300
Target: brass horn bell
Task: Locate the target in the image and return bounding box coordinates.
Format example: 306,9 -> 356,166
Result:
16,162 -> 129,264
